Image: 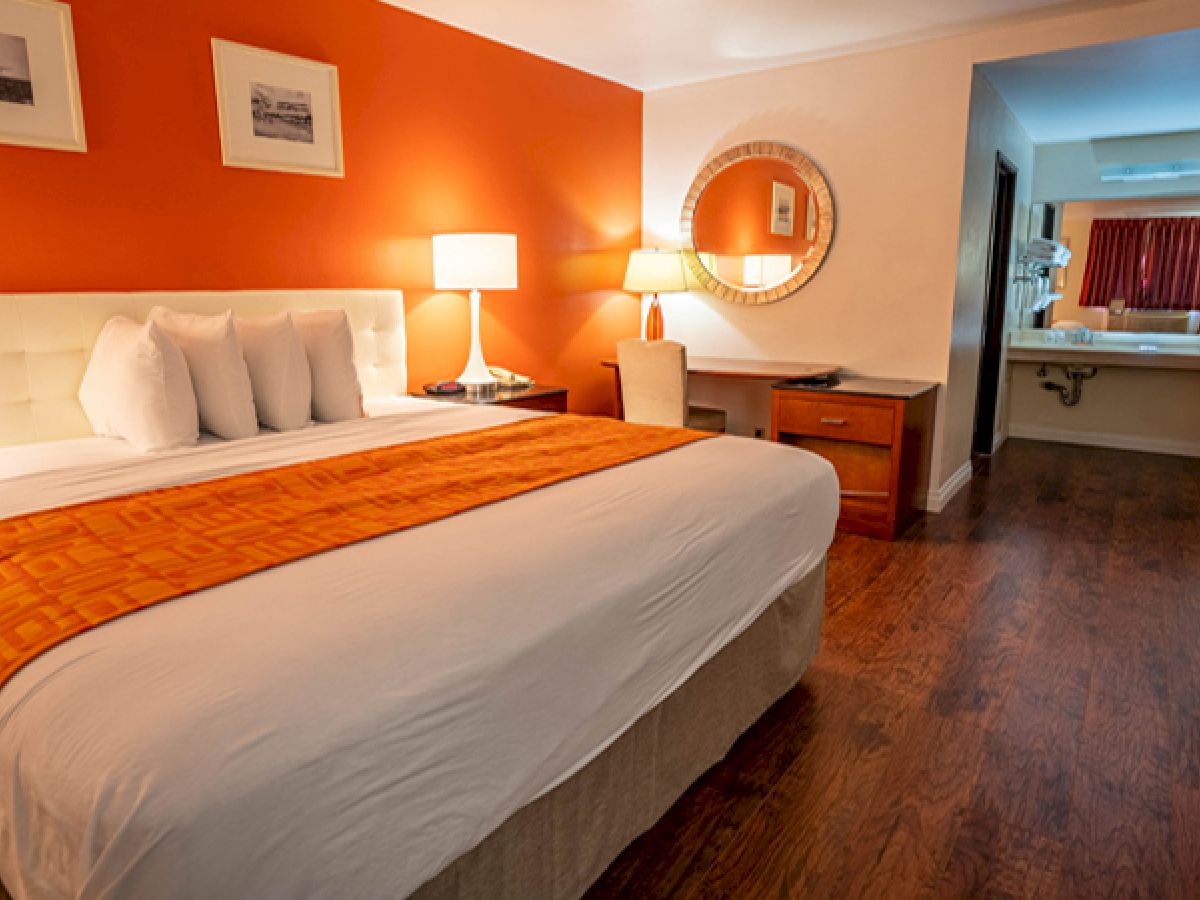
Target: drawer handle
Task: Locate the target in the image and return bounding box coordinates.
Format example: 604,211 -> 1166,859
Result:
819,417 -> 847,426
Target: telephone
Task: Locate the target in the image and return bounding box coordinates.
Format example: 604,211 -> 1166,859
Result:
488,366 -> 533,388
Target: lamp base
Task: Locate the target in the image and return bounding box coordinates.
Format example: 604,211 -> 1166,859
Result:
459,288 -> 499,396
462,381 -> 498,400
645,294 -> 664,341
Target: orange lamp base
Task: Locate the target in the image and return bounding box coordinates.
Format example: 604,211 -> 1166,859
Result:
645,294 -> 664,341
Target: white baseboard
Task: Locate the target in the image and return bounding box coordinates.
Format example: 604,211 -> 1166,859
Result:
1008,424 -> 1200,458
992,429 -> 1007,454
917,460 -> 973,513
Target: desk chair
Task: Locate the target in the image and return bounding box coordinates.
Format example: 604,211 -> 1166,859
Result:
616,339 -> 727,433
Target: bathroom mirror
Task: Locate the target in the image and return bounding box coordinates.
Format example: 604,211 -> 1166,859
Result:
1029,197 -> 1200,337
681,142 -> 834,305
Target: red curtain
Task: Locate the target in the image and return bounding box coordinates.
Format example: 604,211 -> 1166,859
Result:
1078,218 -> 1149,308
1144,217 -> 1200,311
1079,216 -> 1200,311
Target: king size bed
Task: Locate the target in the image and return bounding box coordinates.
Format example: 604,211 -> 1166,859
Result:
0,291 -> 838,900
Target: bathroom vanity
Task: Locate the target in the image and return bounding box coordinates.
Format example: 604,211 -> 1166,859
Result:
1005,330 -> 1200,457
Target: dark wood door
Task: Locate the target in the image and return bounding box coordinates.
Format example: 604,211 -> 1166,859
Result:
973,153 -> 1018,457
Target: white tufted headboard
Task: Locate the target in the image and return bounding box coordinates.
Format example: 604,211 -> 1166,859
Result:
0,290 -> 406,448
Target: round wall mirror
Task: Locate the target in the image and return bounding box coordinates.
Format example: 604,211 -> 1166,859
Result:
681,142 -> 834,305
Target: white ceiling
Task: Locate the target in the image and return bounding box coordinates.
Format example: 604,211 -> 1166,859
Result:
981,28 -> 1200,143
382,0 -> 1123,91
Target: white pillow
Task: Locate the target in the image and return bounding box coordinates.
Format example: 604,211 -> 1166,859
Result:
149,307 -> 258,440
293,310 -> 364,422
235,312 -> 312,432
78,317 -> 199,453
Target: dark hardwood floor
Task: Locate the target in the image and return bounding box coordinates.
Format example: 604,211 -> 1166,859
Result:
588,438 -> 1200,899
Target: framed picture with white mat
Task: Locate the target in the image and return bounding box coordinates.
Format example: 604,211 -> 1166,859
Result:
0,0 -> 85,152
211,38 -> 343,178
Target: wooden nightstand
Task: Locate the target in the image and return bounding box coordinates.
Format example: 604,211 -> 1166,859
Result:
772,377 -> 937,540
412,384 -> 569,413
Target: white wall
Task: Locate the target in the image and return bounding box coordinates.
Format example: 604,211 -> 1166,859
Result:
1034,130 -> 1200,201
642,0 -> 1200,507
944,70 -> 1035,480
643,40 -> 970,476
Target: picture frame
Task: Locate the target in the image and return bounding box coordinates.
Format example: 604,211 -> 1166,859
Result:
211,38 -> 344,178
770,180 -> 796,237
0,0 -> 85,152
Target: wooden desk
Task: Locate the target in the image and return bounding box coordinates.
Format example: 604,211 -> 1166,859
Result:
601,356 -> 838,418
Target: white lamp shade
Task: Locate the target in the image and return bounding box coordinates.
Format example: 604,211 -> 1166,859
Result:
432,233 -> 519,291
623,249 -> 687,293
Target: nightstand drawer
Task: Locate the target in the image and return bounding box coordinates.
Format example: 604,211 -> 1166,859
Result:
774,396 -> 895,446
790,437 -> 892,496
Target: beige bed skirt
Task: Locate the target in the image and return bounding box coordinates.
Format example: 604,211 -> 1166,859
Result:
414,557 -> 828,900
0,558 -> 825,900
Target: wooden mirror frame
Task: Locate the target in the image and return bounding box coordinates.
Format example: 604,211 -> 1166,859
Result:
680,141 -> 834,305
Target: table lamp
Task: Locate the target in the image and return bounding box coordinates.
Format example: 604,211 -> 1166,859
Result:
432,233 -> 518,397
624,249 -> 686,341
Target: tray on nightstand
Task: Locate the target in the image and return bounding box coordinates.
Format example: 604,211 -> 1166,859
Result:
412,384 -> 569,413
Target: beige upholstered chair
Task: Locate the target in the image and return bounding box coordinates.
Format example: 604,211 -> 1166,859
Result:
616,339 -> 727,433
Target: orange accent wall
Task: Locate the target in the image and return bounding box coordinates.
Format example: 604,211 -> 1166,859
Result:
0,0 -> 641,413
692,158 -> 813,257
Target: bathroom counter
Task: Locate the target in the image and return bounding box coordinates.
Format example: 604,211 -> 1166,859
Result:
1007,336 -> 1200,371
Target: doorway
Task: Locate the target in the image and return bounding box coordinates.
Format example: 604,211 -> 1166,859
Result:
972,153 -> 1018,457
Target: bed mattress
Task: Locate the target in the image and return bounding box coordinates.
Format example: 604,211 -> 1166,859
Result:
0,400 -> 838,900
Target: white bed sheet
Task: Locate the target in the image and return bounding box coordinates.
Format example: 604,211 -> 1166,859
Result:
0,397 -> 436,482
0,401 -> 838,900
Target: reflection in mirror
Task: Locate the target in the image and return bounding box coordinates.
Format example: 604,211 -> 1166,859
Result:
1035,196 -> 1200,339
681,143 -> 833,305
692,158 -> 815,290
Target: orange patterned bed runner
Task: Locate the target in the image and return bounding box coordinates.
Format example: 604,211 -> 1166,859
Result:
0,414 -> 711,690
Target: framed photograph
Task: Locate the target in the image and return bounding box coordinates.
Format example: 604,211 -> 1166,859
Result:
0,0 -> 85,152
211,39 -> 343,178
770,180 -> 796,237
